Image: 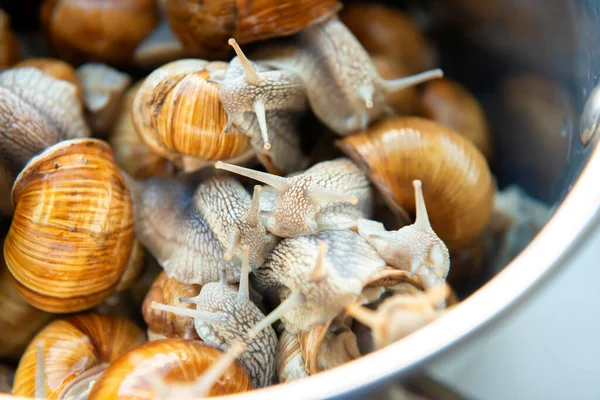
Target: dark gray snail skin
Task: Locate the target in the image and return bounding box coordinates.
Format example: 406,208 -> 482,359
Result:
125,173 -> 277,285
252,18 -> 443,135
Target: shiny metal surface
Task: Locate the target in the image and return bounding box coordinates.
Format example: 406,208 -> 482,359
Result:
230,0 -> 600,398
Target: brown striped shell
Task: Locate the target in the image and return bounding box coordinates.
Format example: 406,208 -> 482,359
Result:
4,139 -> 135,312
12,314 -> 146,399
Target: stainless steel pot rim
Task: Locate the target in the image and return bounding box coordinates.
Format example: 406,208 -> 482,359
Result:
222,144 -> 600,399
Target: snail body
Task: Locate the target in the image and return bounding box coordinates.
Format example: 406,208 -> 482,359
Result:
128,173 -> 276,285
15,58 -> 81,98
358,181 -> 450,290
133,59 -> 253,172
251,230 -> 386,334
12,314 -> 146,399
337,117 -> 494,252
5,139 -> 135,312
164,0 -> 341,58
152,248 -> 277,388
216,158 -> 372,238
254,18 -> 443,135
217,39 -> 308,174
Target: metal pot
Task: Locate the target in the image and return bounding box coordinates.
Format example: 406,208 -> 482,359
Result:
232,0 -> 600,398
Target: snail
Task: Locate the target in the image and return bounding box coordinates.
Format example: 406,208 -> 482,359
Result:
133,59 -> 254,172
357,180 -> 450,291
164,0 -> 341,58
0,9 -> 20,70
215,158 -> 372,238
0,67 -> 89,176
142,271 -> 201,341
127,172 -> 277,285
4,139 -> 135,312
250,230 -> 386,335
337,117 -> 494,252
109,82 -> 173,179
14,58 -> 81,98
0,256 -> 53,359
420,78 -> 493,161
346,285 -> 449,349
278,314 -> 360,382
88,339 -> 253,399
40,0 -> 159,65
114,240 -> 146,294
76,63 -> 131,137
151,246 -> 278,388
215,39 -> 308,175
12,313 -> 146,399
340,3 -> 438,76
253,18 -> 443,135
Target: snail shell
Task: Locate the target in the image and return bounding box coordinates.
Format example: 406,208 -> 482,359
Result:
340,3 -> 438,75
0,10 -> 20,70
88,339 -> 253,399
5,139 -> 135,312
0,259 -> 52,359
164,0 -> 341,58
420,78 -> 493,161
142,271 -> 201,340
40,0 -> 159,65
12,314 -> 146,399
109,82 -> 173,180
337,116 -> 494,251
133,59 -> 252,172
277,330 -> 308,383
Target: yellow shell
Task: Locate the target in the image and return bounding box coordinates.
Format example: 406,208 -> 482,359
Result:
4,139 -> 135,313
133,60 -> 252,171
88,339 -> 253,399
12,314 -> 145,399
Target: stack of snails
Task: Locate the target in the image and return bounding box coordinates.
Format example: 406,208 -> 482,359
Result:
0,1 -> 502,398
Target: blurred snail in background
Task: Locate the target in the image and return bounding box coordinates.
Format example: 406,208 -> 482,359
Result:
0,365 -> 13,393
127,173 -> 277,285
215,39 -> 308,174
133,59 -> 254,173
152,248 -> 277,388
76,63 -> 131,137
4,139 -> 135,312
0,9 -> 20,70
251,231 -> 386,334
0,256 -> 53,360
109,82 -> 174,180
14,58 -> 81,98
88,339 -> 253,399
163,0 -> 341,58
420,78 -> 493,161
40,0 -> 159,65
337,117 -> 494,254
254,18 -> 443,135
340,3 -> 438,76
142,271 -> 201,341
216,158 -> 372,238
358,180 -> 450,291
12,313 -> 145,399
